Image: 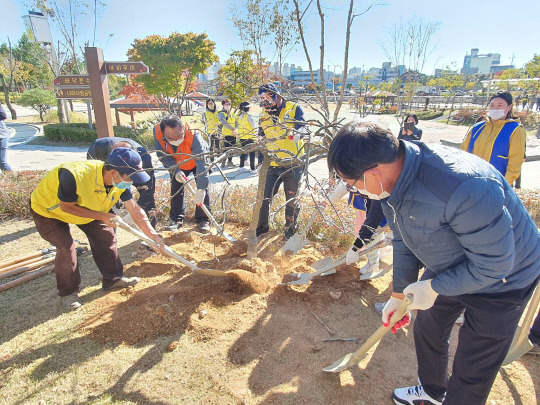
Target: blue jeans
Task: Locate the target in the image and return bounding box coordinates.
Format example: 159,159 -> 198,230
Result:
0,137 -> 12,171
257,165 -> 302,236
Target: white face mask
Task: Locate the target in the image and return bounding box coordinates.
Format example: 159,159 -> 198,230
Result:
487,109 -> 507,121
168,139 -> 182,146
357,173 -> 390,200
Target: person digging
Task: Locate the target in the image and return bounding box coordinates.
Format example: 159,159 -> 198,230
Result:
30,148 -> 164,311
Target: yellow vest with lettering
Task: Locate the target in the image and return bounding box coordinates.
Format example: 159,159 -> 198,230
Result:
220,110 -> 237,137
31,161 -> 126,225
238,113 -> 257,140
259,101 -> 304,166
204,110 -> 220,137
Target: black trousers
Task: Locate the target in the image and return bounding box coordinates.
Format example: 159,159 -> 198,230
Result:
169,167 -> 210,224
257,165 -> 302,236
415,270 -> 538,404
239,138 -> 256,170
222,136 -> 236,164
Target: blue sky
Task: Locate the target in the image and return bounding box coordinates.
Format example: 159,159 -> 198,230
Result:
2,0 -> 539,75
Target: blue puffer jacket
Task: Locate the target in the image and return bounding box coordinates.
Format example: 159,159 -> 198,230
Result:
382,141 -> 540,296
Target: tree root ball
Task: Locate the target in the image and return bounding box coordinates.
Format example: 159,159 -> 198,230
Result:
226,270 -> 269,294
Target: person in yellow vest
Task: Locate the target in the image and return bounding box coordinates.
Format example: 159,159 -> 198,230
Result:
256,83 -> 308,239
461,91 -> 526,186
153,115 -> 211,232
218,98 -> 238,168
29,148 -> 164,310
237,101 -> 258,172
201,98 -> 221,161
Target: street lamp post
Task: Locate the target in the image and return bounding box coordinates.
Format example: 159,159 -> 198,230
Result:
328,60 -> 341,94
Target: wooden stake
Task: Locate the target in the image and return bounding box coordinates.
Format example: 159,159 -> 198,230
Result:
0,250 -> 48,269
0,254 -> 54,274
0,256 -> 56,280
0,265 -> 55,293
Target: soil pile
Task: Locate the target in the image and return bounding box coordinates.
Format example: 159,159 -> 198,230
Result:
80,225 -> 355,345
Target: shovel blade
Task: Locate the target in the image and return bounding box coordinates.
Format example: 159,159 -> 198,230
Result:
360,264 -> 393,281
311,257 -> 335,271
281,273 -> 313,285
502,327 -> 533,366
281,234 -> 308,255
322,352 -> 367,373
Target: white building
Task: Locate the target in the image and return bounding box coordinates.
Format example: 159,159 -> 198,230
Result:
461,49 -> 501,75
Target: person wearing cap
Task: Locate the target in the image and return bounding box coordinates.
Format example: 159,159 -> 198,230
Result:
327,121 -> 539,405
461,90 -> 526,186
153,114 -> 211,232
87,137 -> 156,228
29,147 -> 164,311
237,101 -> 258,172
218,98 -> 238,167
256,83 -> 307,239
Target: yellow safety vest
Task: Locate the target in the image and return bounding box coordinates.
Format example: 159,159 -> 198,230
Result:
238,113 -> 257,140
204,110 -> 220,137
259,101 -> 304,166
220,110 -> 237,137
31,161 -> 126,225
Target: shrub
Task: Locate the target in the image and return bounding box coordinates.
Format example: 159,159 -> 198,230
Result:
515,111 -> 539,130
416,110 -> 444,120
0,171 -> 45,219
43,123 -> 145,144
18,89 -> 57,121
452,107 -> 486,125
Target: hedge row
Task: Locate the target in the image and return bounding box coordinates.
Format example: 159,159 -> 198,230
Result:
416,110 -> 445,120
43,123 -> 143,143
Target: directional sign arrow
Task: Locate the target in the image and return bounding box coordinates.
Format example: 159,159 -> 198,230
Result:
105,61 -> 149,74
55,88 -> 93,99
54,75 -> 90,87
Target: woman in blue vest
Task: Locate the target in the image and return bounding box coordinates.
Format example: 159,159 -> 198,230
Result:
461,91 -> 526,185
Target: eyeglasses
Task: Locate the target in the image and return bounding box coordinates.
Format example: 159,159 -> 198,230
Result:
340,164 -> 378,188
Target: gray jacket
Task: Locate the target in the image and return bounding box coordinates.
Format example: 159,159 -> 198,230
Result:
383,141 -> 540,296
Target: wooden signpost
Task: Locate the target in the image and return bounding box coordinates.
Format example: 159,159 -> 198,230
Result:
53,47 -> 149,138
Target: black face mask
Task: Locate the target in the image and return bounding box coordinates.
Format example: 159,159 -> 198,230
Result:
266,105 -> 279,116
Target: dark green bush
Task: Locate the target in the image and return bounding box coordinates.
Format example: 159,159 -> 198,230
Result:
416,110 -> 444,120
43,123 -> 144,144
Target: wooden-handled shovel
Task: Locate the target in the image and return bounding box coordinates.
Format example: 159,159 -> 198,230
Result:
323,296 -> 412,373
502,284 -> 540,366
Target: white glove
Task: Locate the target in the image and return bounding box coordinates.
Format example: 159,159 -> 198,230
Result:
194,189 -> 206,206
175,171 -> 186,183
345,245 -> 363,265
403,279 -> 439,311
327,181 -> 348,204
381,296 -> 403,325
290,132 -> 302,143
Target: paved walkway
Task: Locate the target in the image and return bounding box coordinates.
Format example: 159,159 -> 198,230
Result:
4,114 -> 540,190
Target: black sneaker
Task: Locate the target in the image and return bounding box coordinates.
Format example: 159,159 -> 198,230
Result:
166,219 -> 183,231
392,384 -> 443,405
256,226 -> 269,237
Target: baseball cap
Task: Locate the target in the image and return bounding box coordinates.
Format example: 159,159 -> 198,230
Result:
258,83 -> 279,96
106,147 -> 150,183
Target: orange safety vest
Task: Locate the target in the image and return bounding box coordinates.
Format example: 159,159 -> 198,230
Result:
154,123 -> 196,170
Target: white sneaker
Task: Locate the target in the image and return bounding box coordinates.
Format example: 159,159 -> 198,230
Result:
392,384 -> 443,405
62,292 -> 82,311
359,262 -> 378,275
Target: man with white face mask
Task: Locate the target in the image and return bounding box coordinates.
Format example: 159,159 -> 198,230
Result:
154,115 -> 211,232
461,91 -> 526,185
328,121 -> 539,405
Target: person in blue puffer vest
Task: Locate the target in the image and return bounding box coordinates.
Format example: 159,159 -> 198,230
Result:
328,121 -> 540,405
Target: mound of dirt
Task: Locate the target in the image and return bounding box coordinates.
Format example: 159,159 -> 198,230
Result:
80,225 -> 351,345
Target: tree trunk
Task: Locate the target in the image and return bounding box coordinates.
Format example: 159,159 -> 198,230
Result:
1,77 -> 17,120
247,150 -> 271,259
56,99 -> 65,123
